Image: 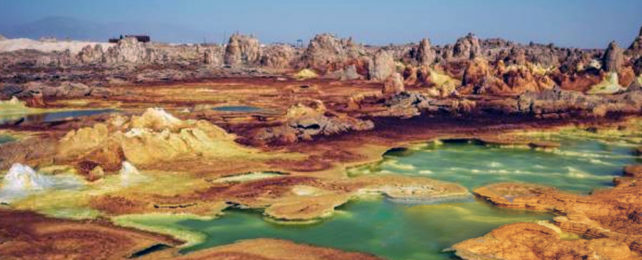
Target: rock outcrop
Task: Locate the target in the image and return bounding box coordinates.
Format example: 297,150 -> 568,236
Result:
254,100 -> 374,144
369,50 -> 395,81
458,165 -> 642,259
626,26 -> 642,58
103,37 -> 160,64
77,44 -> 104,64
450,33 -> 481,60
260,44 -> 295,69
224,34 -> 261,67
56,108 -> 257,178
414,38 -> 436,65
300,34 -> 365,73
603,41 -> 624,73
453,222 -> 638,260
382,72 -> 405,96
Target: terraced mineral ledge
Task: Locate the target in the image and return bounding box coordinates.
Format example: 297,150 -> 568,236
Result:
0,27 -> 642,259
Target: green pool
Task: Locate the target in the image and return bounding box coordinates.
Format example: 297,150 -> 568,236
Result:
123,136 -> 640,260
0,135 -> 13,144
349,137 -> 640,193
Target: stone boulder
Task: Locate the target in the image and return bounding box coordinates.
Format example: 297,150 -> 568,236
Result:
224,34 -> 261,67
603,41 -> 624,73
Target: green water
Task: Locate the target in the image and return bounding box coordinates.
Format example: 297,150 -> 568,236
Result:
128,199 -> 550,260
350,138 -> 640,193
0,135 -> 13,144
0,109 -> 116,125
124,137 -> 640,259
212,105 -> 263,112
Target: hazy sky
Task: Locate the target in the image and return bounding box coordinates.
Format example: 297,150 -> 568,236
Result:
1,0 -> 640,48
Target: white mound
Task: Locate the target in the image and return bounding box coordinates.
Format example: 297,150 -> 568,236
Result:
0,163 -> 84,203
130,107 -> 184,131
120,161 -> 145,186
1,163 -> 51,191
0,38 -> 113,54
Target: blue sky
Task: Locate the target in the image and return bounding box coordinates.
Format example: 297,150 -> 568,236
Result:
0,0 -> 640,48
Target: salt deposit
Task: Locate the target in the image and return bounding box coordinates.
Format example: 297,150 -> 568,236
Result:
0,38 -> 113,54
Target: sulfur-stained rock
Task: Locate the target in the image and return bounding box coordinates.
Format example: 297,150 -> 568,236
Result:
470,166 -> 642,256
452,222 -> 638,260
382,72 -> 405,96
56,108 -> 257,170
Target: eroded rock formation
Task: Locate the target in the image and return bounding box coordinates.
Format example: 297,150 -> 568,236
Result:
224,34 -> 261,67
254,100 -> 374,144
453,164 -> 642,259
56,108 -> 256,178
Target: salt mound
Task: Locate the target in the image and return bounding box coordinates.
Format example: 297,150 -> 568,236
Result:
120,161 -> 140,176
130,108 -> 184,131
120,161 -> 145,186
1,163 -> 51,191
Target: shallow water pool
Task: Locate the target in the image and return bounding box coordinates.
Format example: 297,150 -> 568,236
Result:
212,105 -> 263,112
349,138 -> 640,193
0,135 -> 13,144
120,137 -> 640,259
125,199 -> 550,260
0,109 -> 116,125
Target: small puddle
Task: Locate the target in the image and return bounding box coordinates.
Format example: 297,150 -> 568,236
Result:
0,135 -> 14,144
212,106 -> 263,113
0,109 -> 116,125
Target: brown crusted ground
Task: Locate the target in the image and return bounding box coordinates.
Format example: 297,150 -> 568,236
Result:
452,164 -> 642,259
156,238 -> 381,260
452,222 -> 638,260
91,174 -> 469,221
0,209 -> 182,259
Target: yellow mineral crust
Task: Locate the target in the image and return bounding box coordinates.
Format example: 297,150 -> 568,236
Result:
56,108 -> 258,168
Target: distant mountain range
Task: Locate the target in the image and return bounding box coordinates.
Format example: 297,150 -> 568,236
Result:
0,16 -> 217,43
